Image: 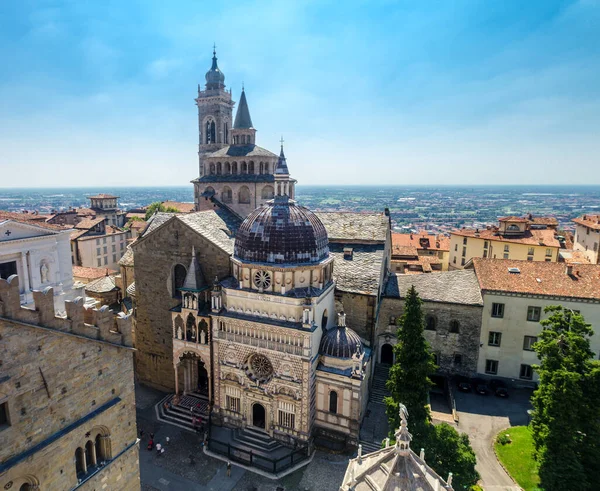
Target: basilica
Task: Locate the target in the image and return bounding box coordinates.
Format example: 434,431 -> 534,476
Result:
131,50 -> 390,454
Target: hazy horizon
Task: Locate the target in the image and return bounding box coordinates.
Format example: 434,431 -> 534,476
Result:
1,1 -> 599,187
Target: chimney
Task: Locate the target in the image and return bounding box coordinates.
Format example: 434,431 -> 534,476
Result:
343,247 -> 353,260
566,265 -> 573,276
384,207 -> 390,216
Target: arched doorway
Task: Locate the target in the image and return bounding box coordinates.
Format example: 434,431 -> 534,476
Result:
252,403 -> 266,429
197,358 -> 208,396
381,343 -> 394,365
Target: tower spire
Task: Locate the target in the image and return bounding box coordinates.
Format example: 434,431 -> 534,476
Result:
233,88 -> 254,129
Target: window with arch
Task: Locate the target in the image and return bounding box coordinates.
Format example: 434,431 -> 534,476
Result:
232,162 -> 238,174
507,224 -> 520,231
248,161 -> 255,174
241,162 -> 248,174
216,162 -> 222,175
173,264 -> 187,298
259,162 -> 264,174
209,163 -> 215,175
224,122 -> 229,144
204,186 -> 215,196
222,186 -> 233,203
449,320 -> 460,333
329,390 -> 338,414
186,313 -> 196,341
425,315 -> 436,331
205,120 -> 216,144
75,447 -> 86,477
238,186 -> 251,204
261,185 -> 274,200
224,162 -> 231,174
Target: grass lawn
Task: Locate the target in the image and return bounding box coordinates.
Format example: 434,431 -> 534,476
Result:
494,426 -> 541,491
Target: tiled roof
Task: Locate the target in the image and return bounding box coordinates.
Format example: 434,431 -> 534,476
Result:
162,201 -> 195,213
74,217 -> 105,230
392,245 -> 419,257
0,211 -> 65,231
126,282 -> 136,297
125,212 -> 146,220
141,212 -> 178,237
70,229 -> 89,240
316,212 -> 388,243
205,144 -> 277,158
73,266 -> 117,280
560,250 -> 592,265
472,258 -> 600,300
573,214 -> 600,232
84,275 -> 119,294
329,244 -> 384,295
129,221 -> 146,230
76,208 -> 96,217
118,247 -> 134,267
194,174 -> 275,183
385,270 -> 483,305
392,231 -> 450,255
451,227 -> 560,247
88,194 -> 118,199
498,216 -> 529,222
529,216 -> 558,226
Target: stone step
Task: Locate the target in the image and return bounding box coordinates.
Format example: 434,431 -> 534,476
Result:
240,427 -> 276,444
155,394 -> 209,433
233,430 -> 282,452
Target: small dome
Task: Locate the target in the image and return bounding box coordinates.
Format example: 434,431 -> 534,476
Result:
320,325 -> 363,358
234,197 -> 329,265
205,50 -> 225,89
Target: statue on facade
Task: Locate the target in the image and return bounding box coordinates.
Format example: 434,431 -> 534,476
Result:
40,262 -> 49,283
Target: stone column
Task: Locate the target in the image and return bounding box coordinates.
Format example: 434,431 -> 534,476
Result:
174,363 -> 180,395
90,442 -> 97,466
20,252 -> 30,293
100,435 -> 112,460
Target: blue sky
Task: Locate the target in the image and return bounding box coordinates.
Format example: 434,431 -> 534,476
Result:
0,0 -> 599,187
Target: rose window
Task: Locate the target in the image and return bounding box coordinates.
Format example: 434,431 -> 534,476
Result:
245,353 -> 274,383
253,270 -> 272,290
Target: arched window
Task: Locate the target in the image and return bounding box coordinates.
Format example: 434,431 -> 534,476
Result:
173,264 -> 187,299
238,186 -> 251,204
261,185 -> 274,200
205,186 -> 215,196
216,162 -> 222,175
248,161 -> 255,174
199,319 -> 209,344
209,163 -> 215,175
224,122 -> 229,144
232,162 -> 238,174
20,485 -> 32,491
186,313 -> 196,341
224,162 -> 231,174
210,121 -> 216,143
95,434 -> 104,462
75,447 -> 86,477
85,440 -> 96,468
425,315 -> 436,331
321,310 -> 328,331
264,162 -> 270,174
449,320 -> 460,333
259,162 -> 264,174
241,162 -> 248,174
329,391 -> 338,414
222,186 -> 233,203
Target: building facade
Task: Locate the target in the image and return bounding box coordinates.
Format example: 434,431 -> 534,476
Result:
572,214 -> 600,264
449,216 -> 560,269
471,258 -> 600,384
391,231 -> 450,273
0,275 -> 139,491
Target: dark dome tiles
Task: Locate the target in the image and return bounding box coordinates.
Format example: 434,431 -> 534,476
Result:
319,326 -> 363,358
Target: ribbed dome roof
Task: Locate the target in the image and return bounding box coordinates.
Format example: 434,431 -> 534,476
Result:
205,50 -> 225,89
234,197 -> 329,265
320,325 -> 363,358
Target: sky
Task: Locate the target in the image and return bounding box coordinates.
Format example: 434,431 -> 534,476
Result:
0,0 -> 599,187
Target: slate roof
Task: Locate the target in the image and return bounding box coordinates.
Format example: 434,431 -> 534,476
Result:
195,174 -> 275,183
118,247 -> 134,267
385,269 -> 483,305
316,212 -> 388,243
126,282 -> 136,297
472,258 -> 600,300
329,244 -> 384,295
233,89 -> 253,129
320,326 -> 363,358
85,275 -> 119,294
204,144 -> 277,159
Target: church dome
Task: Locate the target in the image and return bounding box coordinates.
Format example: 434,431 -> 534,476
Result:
234,197 -> 329,265
205,49 -> 225,89
320,325 -> 363,359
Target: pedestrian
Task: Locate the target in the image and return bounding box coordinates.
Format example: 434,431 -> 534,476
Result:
161,448 -> 165,456
139,428 -> 144,439
147,439 -> 153,451
166,436 -> 170,445
156,442 -> 162,456
226,461 -> 231,477
150,432 -> 154,440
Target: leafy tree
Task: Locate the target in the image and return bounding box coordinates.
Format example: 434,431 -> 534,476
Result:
144,202 -> 179,221
425,423 -> 479,490
531,306 -> 600,491
384,285 -> 436,442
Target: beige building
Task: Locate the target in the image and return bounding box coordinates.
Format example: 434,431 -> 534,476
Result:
87,194 -> 126,227
470,258 -> 600,384
449,216 -> 560,269
572,214 -> 600,264
0,275 -> 139,491
71,218 -> 130,271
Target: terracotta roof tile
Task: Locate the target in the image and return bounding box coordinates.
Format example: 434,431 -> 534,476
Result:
472,258 -> 600,300
573,214 -> 600,232
392,231 -> 449,255
0,211 -> 65,231
74,217 -> 105,230
498,216 -> 529,222
162,201 -> 195,213
451,227 -> 560,247
73,266 -> 117,280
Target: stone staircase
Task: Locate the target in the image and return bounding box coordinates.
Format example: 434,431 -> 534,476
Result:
231,427 -> 286,458
155,393 -> 209,432
370,363 -> 391,405
359,440 -> 382,454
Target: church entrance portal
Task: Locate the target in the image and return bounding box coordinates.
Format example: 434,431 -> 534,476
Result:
252,403 -> 266,429
176,352 -> 210,397
197,359 -> 208,396
381,343 -> 394,365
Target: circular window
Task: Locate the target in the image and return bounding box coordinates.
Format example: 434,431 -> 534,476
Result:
245,353 -> 274,383
253,270 -> 272,290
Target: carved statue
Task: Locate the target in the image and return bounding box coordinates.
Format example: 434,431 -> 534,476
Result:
399,403 -> 409,426
177,326 -> 183,340
40,262 -> 49,283
200,329 -> 206,344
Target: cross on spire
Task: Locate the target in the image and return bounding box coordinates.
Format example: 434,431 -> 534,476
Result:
280,135 -> 285,148
213,42 -> 216,55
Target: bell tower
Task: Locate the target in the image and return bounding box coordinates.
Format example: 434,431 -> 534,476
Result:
195,46 -> 235,180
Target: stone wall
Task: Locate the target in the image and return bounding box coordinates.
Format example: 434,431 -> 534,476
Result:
335,291 -> 377,346
0,299 -> 139,490
196,181 -> 276,218
132,218 -> 231,391
376,297 -> 482,376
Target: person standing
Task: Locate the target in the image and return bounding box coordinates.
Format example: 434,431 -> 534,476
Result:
226,461 -> 231,477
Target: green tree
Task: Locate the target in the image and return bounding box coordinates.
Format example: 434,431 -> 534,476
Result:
144,202 -> 179,221
531,306 -> 600,491
425,423 -> 479,490
384,285 -> 436,442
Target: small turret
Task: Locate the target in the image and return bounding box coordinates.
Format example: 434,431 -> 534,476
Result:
205,45 -> 225,90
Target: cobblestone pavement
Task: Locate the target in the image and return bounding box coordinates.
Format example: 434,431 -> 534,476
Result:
136,384 -> 351,490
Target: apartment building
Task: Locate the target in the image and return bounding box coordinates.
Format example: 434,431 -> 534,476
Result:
449,216 -> 560,269
391,231 -> 450,273
471,258 -> 600,384
71,218 -> 131,271
572,214 -> 600,264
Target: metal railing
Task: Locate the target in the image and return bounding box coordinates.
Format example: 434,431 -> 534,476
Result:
216,331 -> 303,356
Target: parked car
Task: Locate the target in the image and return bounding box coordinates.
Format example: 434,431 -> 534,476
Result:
489,379 -> 509,398
455,376 -> 472,392
473,378 -> 490,395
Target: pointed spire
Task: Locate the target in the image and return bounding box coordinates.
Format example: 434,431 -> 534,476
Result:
275,140 -> 290,175
233,88 -> 254,129
183,246 -> 207,291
